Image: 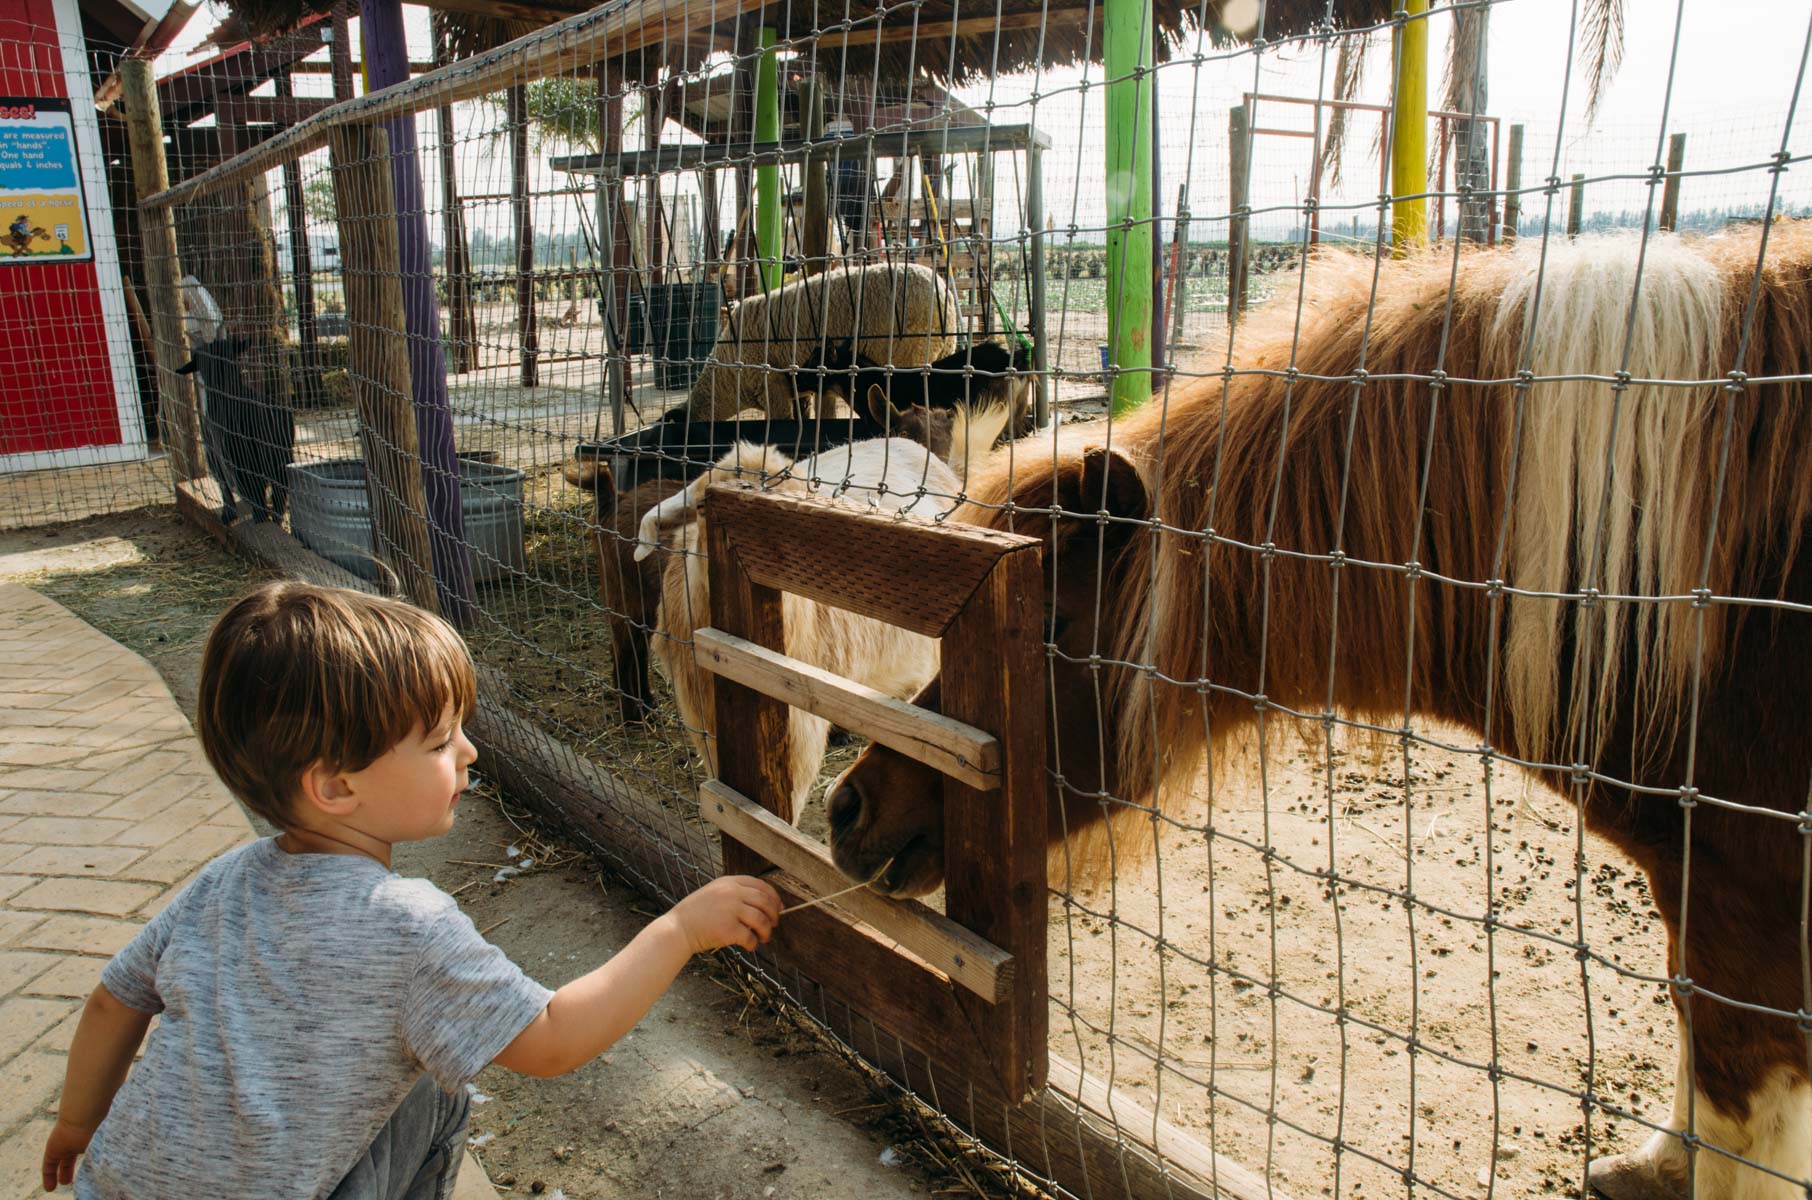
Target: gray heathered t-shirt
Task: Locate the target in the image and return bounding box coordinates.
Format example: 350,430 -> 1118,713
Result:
77,838 -> 554,1200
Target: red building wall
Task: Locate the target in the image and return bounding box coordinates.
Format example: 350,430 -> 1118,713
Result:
0,0 -> 129,459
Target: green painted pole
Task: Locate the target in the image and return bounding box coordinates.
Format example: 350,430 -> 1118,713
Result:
755,26 -> 782,292
1104,0 -> 1154,414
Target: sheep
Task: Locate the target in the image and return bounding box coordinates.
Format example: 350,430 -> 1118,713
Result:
678,263 -> 960,422
804,337 -> 1038,445
634,403 -> 1007,816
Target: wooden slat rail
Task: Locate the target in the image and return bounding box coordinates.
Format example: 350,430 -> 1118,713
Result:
691,627 -> 1001,791
700,780 -> 1012,1002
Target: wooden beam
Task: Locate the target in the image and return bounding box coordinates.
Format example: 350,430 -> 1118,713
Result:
708,485 -> 1036,639
143,0 -> 774,210
157,24 -> 330,122
815,7 -> 1090,49
401,0 -> 594,22
700,781 -> 1013,1002
211,94 -> 335,127
692,628 -> 1000,790
291,59 -> 436,74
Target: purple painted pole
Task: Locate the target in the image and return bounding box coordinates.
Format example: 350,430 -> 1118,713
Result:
359,0 -> 475,623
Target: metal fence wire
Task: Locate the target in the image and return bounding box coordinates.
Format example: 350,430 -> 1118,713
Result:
16,1 -> 1812,1197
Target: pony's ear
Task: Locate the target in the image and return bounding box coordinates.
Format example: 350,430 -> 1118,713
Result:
1061,446 -> 1149,521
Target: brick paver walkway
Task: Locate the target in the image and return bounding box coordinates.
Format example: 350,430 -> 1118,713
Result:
0,584 -> 493,1199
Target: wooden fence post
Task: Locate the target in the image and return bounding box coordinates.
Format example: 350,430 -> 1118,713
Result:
1660,132 -> 1686,233
1567,172 -> 1586,237
1503,122 -> 1523,243
509,84 -> 539,388
800,75 -> 829,274
328,122 -> 440,613
119,58 -> 201,484
1228,103 -> 1251,326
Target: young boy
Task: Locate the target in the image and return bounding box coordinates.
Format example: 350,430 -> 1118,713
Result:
39,581 -> 781,1199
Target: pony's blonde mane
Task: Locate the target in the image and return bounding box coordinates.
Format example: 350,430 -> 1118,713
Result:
1493,235 -> 1729,762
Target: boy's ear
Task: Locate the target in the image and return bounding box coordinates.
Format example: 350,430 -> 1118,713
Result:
296,760 -> 359,819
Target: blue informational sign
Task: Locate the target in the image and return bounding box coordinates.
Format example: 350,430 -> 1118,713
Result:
0,97 -> 91,264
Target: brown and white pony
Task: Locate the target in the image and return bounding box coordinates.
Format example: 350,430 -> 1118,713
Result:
827,224 -> 1812,1200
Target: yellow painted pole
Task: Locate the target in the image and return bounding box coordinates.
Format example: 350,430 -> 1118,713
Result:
1390,0 -> 1430,253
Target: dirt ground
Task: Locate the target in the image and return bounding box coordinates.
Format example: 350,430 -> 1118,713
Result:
0,510 -> 965,1200
0,504 -> 1675,1200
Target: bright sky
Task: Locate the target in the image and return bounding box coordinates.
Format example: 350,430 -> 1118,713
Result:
157,0 -> 1811,242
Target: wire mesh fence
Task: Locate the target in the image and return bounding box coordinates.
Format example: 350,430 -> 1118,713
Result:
18,0 -> 1812,1196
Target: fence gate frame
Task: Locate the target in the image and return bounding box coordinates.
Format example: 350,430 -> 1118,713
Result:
694,483 -> 1048,1102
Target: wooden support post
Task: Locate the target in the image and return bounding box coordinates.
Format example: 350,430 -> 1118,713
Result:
800,75 -> 829,274
329,2 -> 356,101
1026,141 -> 1049,426
705,499 -> 795,868
328,123 -> 439,612
1389,0 -> 1430,252
436,113 -> 478,374
698,166 -> 720,282
1568,172 -> 1586,237
120,59 -> 202,483
1503,122 -> 1523,243
1228,103 -> 1251,326
754,25 -> 782,292
509,84 -> 540,388
435,23 -> 478,375
1104,0 -> 1153,414
941,543 -> 1049,1099
1169,189 -> 1190,345
599,66 -> 630,434
727,19 -> 757,300
1659,132 -> 1686,233
644,87 -> 667,287
212,105 -> 295,419
275,68 -> 324,408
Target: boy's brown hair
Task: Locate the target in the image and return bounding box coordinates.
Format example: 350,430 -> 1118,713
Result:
197,581 -> 477,827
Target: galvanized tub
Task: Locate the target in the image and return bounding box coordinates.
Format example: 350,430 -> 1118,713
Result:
287,457 -> 526,584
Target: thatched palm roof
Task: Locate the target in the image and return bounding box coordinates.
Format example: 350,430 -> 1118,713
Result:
220,0 -> 1395,86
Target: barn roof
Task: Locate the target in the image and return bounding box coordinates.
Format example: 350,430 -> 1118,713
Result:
216,0 -> 1396,87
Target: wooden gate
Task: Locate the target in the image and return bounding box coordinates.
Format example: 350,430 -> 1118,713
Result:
694,482 -> 1048,1101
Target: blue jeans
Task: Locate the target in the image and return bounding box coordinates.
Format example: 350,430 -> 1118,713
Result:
327,1076 -> 470,1200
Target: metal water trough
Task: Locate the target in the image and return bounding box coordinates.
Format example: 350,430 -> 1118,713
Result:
288,456 -> 526,583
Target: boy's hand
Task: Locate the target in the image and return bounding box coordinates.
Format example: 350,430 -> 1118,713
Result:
668,875 -> 782,954
41,1118 -> 95,1192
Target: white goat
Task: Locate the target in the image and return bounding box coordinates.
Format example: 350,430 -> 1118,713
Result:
636,405 -> 1006,818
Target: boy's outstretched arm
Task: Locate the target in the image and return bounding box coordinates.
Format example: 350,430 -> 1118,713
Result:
41,985 -> 153,1192
493,874 -> 780,1078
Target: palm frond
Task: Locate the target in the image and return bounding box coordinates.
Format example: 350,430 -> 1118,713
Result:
1578,0 -> 1626,122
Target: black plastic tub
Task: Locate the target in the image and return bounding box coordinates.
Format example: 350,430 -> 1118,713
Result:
573,414 -> 886,487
